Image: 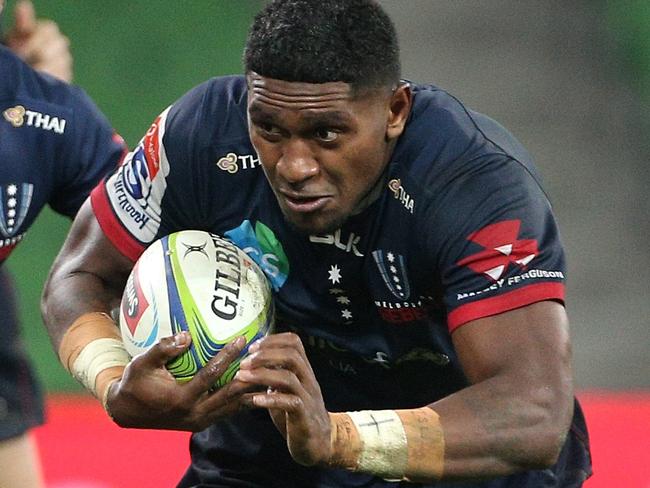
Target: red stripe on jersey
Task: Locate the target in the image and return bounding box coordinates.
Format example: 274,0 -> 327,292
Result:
447,282 -> 565,332
90,183 -> 144,262
112,132 -> 129,167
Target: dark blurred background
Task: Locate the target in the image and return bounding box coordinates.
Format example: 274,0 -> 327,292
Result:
2,1 -> 648,393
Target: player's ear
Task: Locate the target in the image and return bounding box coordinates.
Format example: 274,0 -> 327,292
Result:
386,82 -> 412,141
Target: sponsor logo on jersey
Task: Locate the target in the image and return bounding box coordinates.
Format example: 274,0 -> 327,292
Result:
216,152 -> 261,173
457,219 -> 538,282
310,229 -> 364,256
0,183 -> 33,238
372,249 -> 411,300
282,322 -> 450,373
224,220 -> 289,291
3,105 -> 66,134
455,268 -> 565,301
388,178 -> 414,214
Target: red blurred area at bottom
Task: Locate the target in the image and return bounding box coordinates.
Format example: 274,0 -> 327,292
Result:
35,391 -> 650,488
35,394 -> 190,488
579,390 -> 650,488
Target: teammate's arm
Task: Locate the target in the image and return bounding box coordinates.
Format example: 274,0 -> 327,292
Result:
237,299 -> 573,482
3,0 -> 73,82
41,201 -> 250,431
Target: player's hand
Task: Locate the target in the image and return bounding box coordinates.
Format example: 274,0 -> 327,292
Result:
105,332 -> 254,432
4,0 -> 73,82
235,332 -> 332,467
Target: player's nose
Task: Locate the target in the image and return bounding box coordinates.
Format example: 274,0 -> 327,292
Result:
276,138 -> 319,184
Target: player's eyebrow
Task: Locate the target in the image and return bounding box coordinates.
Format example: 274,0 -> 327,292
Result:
249,104 -> 353,126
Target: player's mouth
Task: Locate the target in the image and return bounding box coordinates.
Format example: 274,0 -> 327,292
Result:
280,191 -> 331,213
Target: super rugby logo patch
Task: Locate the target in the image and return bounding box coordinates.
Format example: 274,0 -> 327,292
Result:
106,108 -> 171,243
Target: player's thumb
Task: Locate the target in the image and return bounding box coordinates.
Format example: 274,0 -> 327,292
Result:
145,331 -> 192,367
13,0 -> 36,36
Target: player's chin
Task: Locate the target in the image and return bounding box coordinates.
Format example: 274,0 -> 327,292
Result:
282,209 -> 347,236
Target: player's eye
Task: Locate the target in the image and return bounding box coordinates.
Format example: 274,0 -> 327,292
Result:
259,122 -> 279,134
314,127 -> 338,143
254,120 -> 283,141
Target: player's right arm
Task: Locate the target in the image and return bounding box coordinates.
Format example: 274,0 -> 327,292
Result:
41,200 -> 249,431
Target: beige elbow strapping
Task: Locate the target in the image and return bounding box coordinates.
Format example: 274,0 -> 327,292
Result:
329,407 -> 445,481
58,312 -> 130,410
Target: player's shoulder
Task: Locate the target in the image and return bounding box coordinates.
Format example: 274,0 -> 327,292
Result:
0,45 -> 109,126
164,75 -> 249,147
397,82 -> 543,193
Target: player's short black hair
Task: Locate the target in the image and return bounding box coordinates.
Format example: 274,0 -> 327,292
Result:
244,0 -> 401,91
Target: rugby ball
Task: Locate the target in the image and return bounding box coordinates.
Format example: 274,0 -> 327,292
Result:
119,230 -> 274,387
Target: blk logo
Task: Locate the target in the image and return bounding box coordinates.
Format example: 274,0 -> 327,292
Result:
457,220 -> 538,281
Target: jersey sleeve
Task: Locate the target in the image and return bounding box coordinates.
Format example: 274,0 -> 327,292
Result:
50,86 -> 127,217
429,157 -> 566,332
90,81 -> 215,262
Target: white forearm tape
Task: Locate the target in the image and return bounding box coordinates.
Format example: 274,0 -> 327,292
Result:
347,409 -> 408,480
58,312 -> 129,410
329,407 -> 445,481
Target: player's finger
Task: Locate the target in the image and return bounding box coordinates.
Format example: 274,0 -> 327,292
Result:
249,332 -> 309,362
234,366 -> 303,396
13,0 -> 36,36
246,333 -> 317,383
197,378 -> 264,416
245,390 -> 304,411
186,336 -> 246,396
133,332 -> 192,369
239,347 -> 313,384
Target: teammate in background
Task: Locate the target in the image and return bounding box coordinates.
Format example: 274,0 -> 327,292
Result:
0,1 -> 126,486
3,0 -> 72,82
42,1 -> 592,486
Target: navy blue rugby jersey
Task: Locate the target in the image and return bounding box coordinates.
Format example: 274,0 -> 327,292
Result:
92,76 -> 590,487
0,45 -> 126,263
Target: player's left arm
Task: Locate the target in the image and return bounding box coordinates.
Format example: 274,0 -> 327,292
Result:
236,300 -> 573,482
425,299 -> 573,480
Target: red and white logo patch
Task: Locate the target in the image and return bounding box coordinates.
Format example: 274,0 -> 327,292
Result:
457,220 -> 538,282
121,260 -> 150,336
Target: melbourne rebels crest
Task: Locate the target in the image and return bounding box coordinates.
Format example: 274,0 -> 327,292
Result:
0,183 -> 33,260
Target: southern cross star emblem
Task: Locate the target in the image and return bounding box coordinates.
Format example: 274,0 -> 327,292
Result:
328,264 -> 342,284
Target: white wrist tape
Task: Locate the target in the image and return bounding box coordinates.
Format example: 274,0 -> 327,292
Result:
329,407 -> 444,481
71,338 -> 130,394
347,409 -> 408,480
58,312 -> 130,411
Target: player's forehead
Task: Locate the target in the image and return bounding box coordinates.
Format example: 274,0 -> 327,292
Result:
246,72 -> 355,113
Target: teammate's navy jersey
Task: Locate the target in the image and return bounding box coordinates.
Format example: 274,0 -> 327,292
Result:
92,76 -> 591,487
0,45 -> 126,262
